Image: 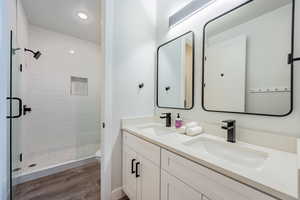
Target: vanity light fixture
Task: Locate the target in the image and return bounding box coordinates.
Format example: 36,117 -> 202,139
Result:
77,12 -> 88,20
169,0 -> 216,28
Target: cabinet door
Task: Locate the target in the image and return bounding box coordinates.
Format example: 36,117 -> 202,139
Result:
137,156 -> 160,200
161,170 -> 202,200
123,146 -> 137,200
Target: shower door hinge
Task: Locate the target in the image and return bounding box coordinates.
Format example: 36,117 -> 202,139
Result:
288,53 -> 300,64
20,64 -> 23,72
19,153 -> 23,162
102,122 -> 106,129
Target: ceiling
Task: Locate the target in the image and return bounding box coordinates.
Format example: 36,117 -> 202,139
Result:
22,0 -> 101,44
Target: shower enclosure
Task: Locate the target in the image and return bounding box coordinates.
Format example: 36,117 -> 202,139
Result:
7,0 -> 102,198
7,29 -> 102,198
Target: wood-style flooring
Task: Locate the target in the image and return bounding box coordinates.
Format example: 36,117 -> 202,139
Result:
15,159 -> 129,200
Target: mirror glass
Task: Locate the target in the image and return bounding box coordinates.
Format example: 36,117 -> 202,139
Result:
157,32 -> 194,109
203,0 -> 294,116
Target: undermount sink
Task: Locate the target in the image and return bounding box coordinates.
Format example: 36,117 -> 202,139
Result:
137,124 -> 175,136
183,137 -> 269,169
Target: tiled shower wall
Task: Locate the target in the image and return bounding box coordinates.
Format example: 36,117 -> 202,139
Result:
20,25 -> 102,174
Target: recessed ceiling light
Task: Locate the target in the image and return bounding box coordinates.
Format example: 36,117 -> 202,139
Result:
69,50 -> 75,54
77,12 -> 88,20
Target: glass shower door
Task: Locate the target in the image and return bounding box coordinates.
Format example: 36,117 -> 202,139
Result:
8,31 -> 23,200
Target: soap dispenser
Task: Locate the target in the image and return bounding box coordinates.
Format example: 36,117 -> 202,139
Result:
175,113 -> 183,128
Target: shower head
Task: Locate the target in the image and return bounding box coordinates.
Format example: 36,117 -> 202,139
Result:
33,51 -> 42,59
24,48 -> 42,60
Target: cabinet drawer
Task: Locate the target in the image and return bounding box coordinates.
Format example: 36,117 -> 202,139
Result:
161,149 -> 276,200
123,131 -> 160,166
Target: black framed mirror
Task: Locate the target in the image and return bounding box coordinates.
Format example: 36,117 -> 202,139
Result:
157,31 -> 195,110
202,0 -> 295,117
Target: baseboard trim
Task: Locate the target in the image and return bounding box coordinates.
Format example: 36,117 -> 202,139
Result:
14,156 -> 99,185
111,187 -> 125,200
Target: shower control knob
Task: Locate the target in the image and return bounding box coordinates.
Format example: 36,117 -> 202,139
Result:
23,105 -> 32,115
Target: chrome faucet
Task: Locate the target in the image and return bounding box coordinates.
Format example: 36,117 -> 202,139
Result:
221,120 -> 236,143
160,113 -> 172,127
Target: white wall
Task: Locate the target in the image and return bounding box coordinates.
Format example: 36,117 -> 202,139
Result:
107,0 -> 157,192
100,0 -> 113,199
20,25 -> 101,174
156,0 -> 300,137
0,0 -> 10,198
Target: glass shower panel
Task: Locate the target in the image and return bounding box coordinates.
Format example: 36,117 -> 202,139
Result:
8,31 -> 23,199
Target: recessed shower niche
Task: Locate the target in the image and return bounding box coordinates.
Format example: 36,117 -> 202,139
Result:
71,76 -> 88,96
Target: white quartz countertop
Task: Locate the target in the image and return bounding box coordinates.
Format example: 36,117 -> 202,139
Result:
122,118 -> 299,200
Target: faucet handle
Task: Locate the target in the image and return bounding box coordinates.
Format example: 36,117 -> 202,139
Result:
221,120 -> 236,130
222,125 -> 234,130
222,120 -> 236,125
161,112 -> 171,117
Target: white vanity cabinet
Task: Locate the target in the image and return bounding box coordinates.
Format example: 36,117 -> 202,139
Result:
122,132 -> 160,200
122,131 -> 277,200
123,146 -> 138,200
161,149 -> 276,200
